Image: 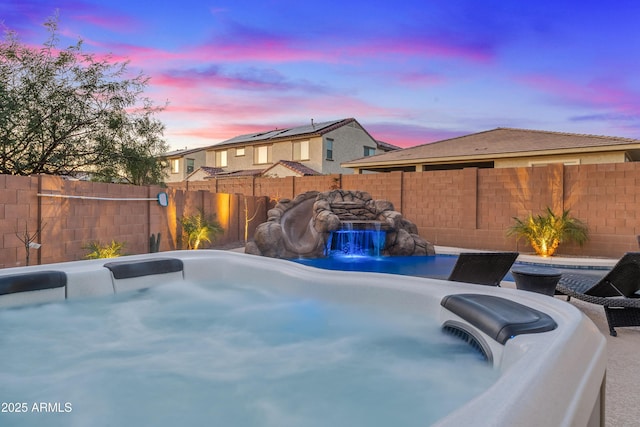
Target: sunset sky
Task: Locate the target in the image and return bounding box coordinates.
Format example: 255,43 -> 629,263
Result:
3,1 -> 640,150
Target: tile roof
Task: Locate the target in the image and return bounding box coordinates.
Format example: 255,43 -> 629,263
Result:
264,160 -> 321,176
375,140 -> 401,151
342,127 -> 640,166
192,166 -> 264,179
195,162 -> 319,180
200,166 -> 224,176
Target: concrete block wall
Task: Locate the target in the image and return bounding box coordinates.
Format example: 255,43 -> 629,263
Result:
254,177 -> 295,201
4,161 -> 640,266
342,171 -> 403,210
292,175 -> 338,196
216,177 -> 255,197
179,163 -> 640,258
0,176 -> 266,267
38,176 -> 158,264
0,175 -> 39,268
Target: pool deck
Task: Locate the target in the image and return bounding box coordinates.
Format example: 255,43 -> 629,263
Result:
233,245 -> 639,426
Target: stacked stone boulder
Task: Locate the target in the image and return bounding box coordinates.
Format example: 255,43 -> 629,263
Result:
245,189 -> 435,258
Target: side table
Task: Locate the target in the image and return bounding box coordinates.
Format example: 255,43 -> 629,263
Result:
511,266 -> 562,296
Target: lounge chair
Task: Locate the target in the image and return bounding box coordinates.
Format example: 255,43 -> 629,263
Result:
447,252 -> 519,286
555,252 -> 640,336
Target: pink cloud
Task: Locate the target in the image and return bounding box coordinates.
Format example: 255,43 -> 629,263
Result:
344,36 -> 494,64
366,123 -> 468,148
192,40 -> 335,63
188,33 -> 493,65
67,19 -> 495,75
521,73 -> 640,116
153,66 -> 329,93
171,122 -> 289,142
398,71 -> 448,86
163,100 -> 270,120
69,13 -> 141,33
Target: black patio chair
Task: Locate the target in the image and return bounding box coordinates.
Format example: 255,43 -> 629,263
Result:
447,252 -> 519,287
555,252 -> 640,336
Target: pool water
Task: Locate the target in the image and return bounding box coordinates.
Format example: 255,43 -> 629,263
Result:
0,280 -> 498,427
291,254 -> 609,281
292,254 -> 459,279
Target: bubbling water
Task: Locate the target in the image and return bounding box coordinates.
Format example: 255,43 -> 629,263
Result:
0,280 -> 498,427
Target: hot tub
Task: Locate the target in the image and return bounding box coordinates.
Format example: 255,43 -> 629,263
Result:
0,250 -> 606,426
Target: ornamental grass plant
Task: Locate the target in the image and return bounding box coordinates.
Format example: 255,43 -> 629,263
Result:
180,210 -> 224,250
507,207 -> 589,257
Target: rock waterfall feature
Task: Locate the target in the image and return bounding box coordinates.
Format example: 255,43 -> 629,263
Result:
245,190 -> 435,258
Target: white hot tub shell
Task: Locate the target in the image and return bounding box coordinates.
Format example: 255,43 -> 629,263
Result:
0,250 -> 606,427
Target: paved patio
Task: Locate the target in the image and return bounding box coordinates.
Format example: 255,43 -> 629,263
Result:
563,297 -> 640,427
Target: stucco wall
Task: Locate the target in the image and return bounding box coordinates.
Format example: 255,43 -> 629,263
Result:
321,122 -> 378,174
495,151 -> 626,168
165,150 -> 207,183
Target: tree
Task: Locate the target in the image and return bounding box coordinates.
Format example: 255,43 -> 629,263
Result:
15,220 -> 46,266
0,16 -> 168,183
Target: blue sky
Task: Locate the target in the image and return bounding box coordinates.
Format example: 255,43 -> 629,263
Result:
3,0 -> 640,150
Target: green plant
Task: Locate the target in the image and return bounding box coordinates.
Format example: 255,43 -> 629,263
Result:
180,210 -> 224,250
84,240 -> 125,259
507,207 -> 589,257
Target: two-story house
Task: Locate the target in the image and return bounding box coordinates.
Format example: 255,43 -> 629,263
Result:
206,118 -> 397,176
164,118 -> 397,182
164,147 -> 208,182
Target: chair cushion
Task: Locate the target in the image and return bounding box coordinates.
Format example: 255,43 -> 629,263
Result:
586,253 -> 640,298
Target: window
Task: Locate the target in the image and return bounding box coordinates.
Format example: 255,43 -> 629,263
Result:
254,145 -> 269,164
186,158 -> 195,174
325,139 -> 334,161
236,147 -> 245,156
170,158 -> 180,174
529,159 -> 580,167
293,140 -> 310,161
364,146 -> 376,157
215,150 -> 228,167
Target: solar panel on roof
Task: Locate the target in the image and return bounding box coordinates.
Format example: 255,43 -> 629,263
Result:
215,119 -> 345,146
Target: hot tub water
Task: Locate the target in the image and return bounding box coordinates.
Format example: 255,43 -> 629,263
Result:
0,279 -> 497,427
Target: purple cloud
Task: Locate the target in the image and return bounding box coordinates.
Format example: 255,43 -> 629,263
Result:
154,66 -> 330,93
521,73 -> 640,116
365,122 -> 469,148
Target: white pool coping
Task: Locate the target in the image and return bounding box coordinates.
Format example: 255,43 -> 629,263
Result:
435,245 -> 618,269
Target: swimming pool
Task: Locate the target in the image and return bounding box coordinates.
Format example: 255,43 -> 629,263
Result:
291,254 -> 610,281
0,250 -> 606,426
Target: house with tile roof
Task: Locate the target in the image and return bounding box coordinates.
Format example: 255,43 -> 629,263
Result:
165,118 -> 398,182
185,160 -> 320,181
260,160 -> 322,178
341,128 -> 640,173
